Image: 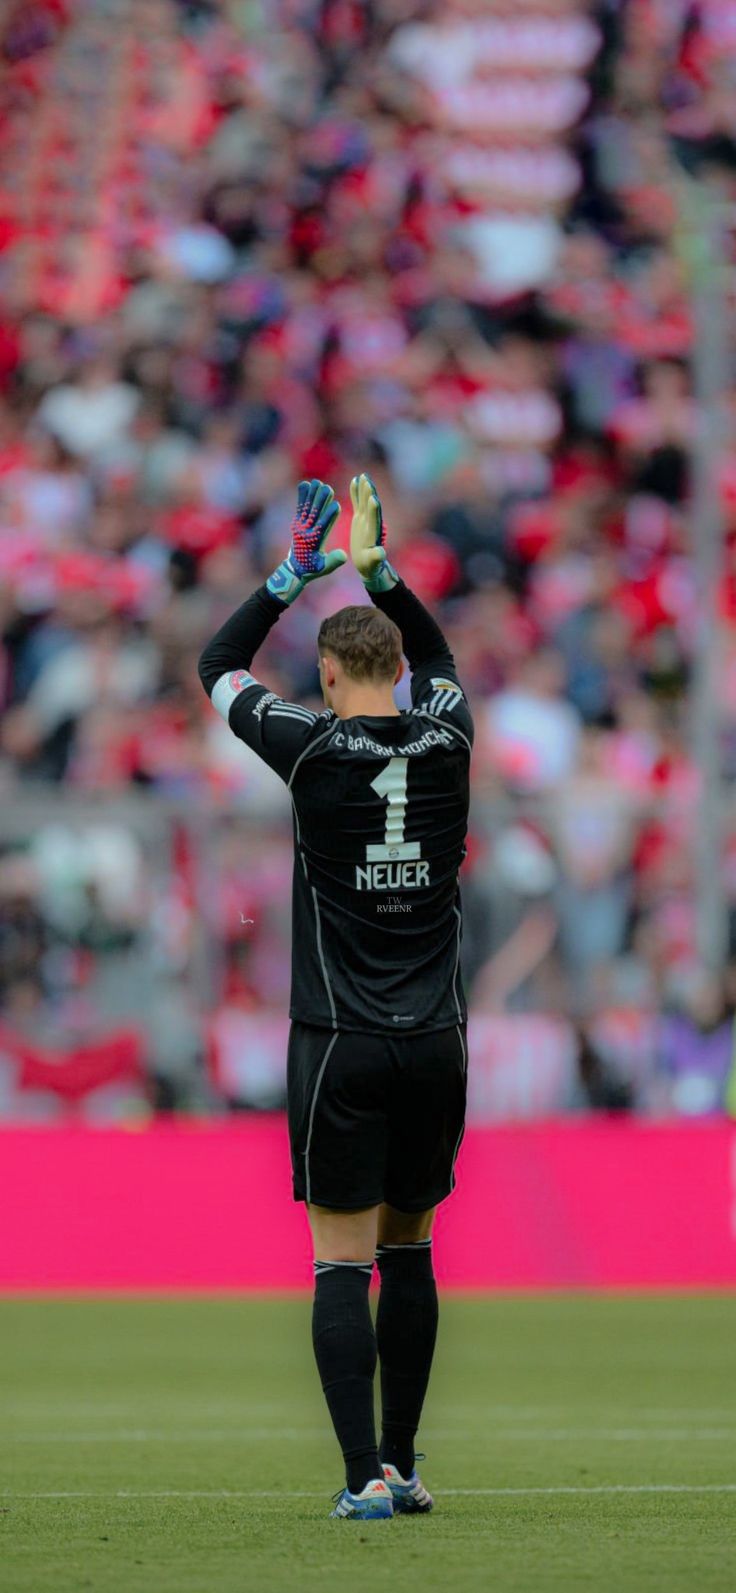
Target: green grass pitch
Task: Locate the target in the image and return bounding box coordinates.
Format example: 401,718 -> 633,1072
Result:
2,1293 -> 735,1592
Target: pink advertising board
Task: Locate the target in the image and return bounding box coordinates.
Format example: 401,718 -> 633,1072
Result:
1,1120 -> 735,1290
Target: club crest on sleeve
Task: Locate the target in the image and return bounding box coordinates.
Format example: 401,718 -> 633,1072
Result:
211,669 -> 257,723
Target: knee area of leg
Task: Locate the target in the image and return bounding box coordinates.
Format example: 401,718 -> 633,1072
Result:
313,1264 -> 372,1302
376,1241 -> 435,1279
312,1264 -> 374,1339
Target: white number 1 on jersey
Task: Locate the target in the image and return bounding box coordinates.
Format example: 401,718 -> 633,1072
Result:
367,757 -> 421,862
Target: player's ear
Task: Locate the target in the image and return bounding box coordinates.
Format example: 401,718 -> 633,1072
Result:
394,658 -> 405,685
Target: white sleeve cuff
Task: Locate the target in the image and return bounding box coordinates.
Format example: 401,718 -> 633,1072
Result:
211,669 -> 258,722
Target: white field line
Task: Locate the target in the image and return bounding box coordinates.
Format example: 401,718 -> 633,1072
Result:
493,1428 -> 736,1442
6,1402 -> 736,1424
2,1484 -> 736,1501
5,1427 -> 736,1444
5,1429 -> 326,1444
436,1414 -> 736,1427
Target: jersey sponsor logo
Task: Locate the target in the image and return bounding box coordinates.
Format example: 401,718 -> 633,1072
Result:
253,690 -> 278,721
355,859 -> 430,891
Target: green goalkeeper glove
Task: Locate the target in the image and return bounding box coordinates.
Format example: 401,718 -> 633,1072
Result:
349,472 -> 398,594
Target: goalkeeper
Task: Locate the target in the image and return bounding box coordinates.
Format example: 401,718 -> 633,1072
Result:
199,474 -> 472,1521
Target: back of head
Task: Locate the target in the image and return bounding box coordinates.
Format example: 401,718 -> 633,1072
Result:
318,605 -> 402,683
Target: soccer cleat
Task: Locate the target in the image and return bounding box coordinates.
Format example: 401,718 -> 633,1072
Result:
329,1478 -> 394,1519
381,1460 -> 434,1514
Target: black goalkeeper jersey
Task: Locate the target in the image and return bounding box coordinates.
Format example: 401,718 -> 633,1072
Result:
199,580 -> 473,1034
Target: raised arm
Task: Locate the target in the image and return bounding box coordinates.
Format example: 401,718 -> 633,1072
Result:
198,583 -> 285,699
370,581 -> 454,677
349,473 -> 473,742
198,479 -> 344,782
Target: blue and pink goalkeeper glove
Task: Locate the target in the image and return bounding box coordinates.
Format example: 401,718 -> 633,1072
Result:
267,479 -> 346,605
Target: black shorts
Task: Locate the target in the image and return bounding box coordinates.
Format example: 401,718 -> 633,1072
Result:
287,1021 -> 467,1212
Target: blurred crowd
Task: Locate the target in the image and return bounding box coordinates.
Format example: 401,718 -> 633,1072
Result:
2,0 -> 736,1119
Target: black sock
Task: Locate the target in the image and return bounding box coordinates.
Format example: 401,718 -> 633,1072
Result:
312,1260 -> 381,1495
375,1240 -> 438,1480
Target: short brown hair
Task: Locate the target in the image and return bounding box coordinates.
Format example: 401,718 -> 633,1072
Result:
318,605 -> 402,682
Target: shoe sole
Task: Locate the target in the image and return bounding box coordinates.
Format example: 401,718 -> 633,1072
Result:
331,1508 -> 393,1520
390,1494 -> 433,1515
